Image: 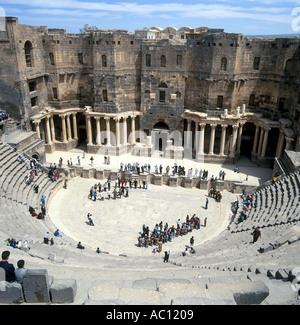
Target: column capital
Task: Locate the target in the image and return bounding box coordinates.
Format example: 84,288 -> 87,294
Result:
199,122 -> 206,129
210,123 -> 217,129
232,124 -> 239,130
221,124 -> 228,129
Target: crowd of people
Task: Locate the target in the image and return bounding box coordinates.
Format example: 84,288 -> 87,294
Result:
88,174 -> 149,202
228,192 -> 257,225
18,156 -> 42,186
5,238 -> 30,252
137,214 -> 204,252
119,160 -> 227,183
208,187 -> 223,202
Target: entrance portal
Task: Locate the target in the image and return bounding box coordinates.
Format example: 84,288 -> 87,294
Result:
152,121 -> 169,152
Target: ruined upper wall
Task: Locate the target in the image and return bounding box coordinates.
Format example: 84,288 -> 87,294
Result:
1,18 -> 300,127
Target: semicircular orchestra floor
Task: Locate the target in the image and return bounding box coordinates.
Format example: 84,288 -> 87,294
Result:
48,177 -> 236,256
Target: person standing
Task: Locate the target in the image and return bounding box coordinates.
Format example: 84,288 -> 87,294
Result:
204,217 -> 207,227
41,195 -> 46,207
163,247 -> 170,262
190,236 -> 194,247
90,156 -> 94,166
205,198 -> 209,210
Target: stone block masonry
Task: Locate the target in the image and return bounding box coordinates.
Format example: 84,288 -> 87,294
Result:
22,269 -> 51,303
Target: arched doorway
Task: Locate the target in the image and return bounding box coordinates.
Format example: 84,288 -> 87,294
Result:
32,153 -> 41,161
153,121 -> 169,152
153,121 -> 169,130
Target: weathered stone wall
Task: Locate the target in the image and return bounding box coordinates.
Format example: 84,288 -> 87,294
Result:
0,18 -> 299,153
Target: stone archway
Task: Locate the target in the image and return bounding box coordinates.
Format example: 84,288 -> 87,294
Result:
153,121 -> 169,152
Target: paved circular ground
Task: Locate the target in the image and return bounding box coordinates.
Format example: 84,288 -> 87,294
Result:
48,177 -> 236,256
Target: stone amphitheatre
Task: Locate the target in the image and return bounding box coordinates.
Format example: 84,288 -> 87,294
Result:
0,17 -> 300,305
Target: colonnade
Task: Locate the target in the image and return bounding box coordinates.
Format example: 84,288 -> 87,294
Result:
32,108 -> 294,160
33,112 -> 78,144
184,117 -> 294,160
252,123 -> 294,159
32,110 -> 140,148
185,119 -> 243,158
85,114 -> 137,147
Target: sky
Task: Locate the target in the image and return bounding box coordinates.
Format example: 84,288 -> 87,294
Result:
0,0 -> 300,36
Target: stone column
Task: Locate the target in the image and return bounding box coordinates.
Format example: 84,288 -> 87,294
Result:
60,114 -> 67,143
257,126 -> 264,157
33,120 -> 41,140
45,116 -> 52,144
72,113 -> 78,140
95,117 -> 101,145
123,117 -> 128,145
275,130 -> 285,157
285,137 -> 294,150
208,124 -> 217,155
252,124 -> 260,155
114,117 -> 120,147
105,117 -> 111,146
229,124 -> 239,157
66,114 -> 72,141
236,122 -> 244,155
86,116 -> 92,145
198,123 -> 206,155
131,116 -> 136,144
260,127 -> 270,158
186,119 -> 192,149
194,122 -> 198,151
50,116 -> 56,142
219,124 -> 227,156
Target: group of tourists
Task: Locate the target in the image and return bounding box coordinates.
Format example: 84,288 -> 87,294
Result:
231,192 -> 257,224
207,187 -> 223,202
5,238 -> 30,252
29,205 -> 45,220
137,214 -> 204,252
120,160 -> 216,179
88,174 -> 150,201
19,156 -> 41,185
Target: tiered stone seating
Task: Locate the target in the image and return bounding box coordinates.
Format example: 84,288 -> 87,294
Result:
0,139 -> 299,304
0,143 -> 64,244
230,171 -> 300,232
